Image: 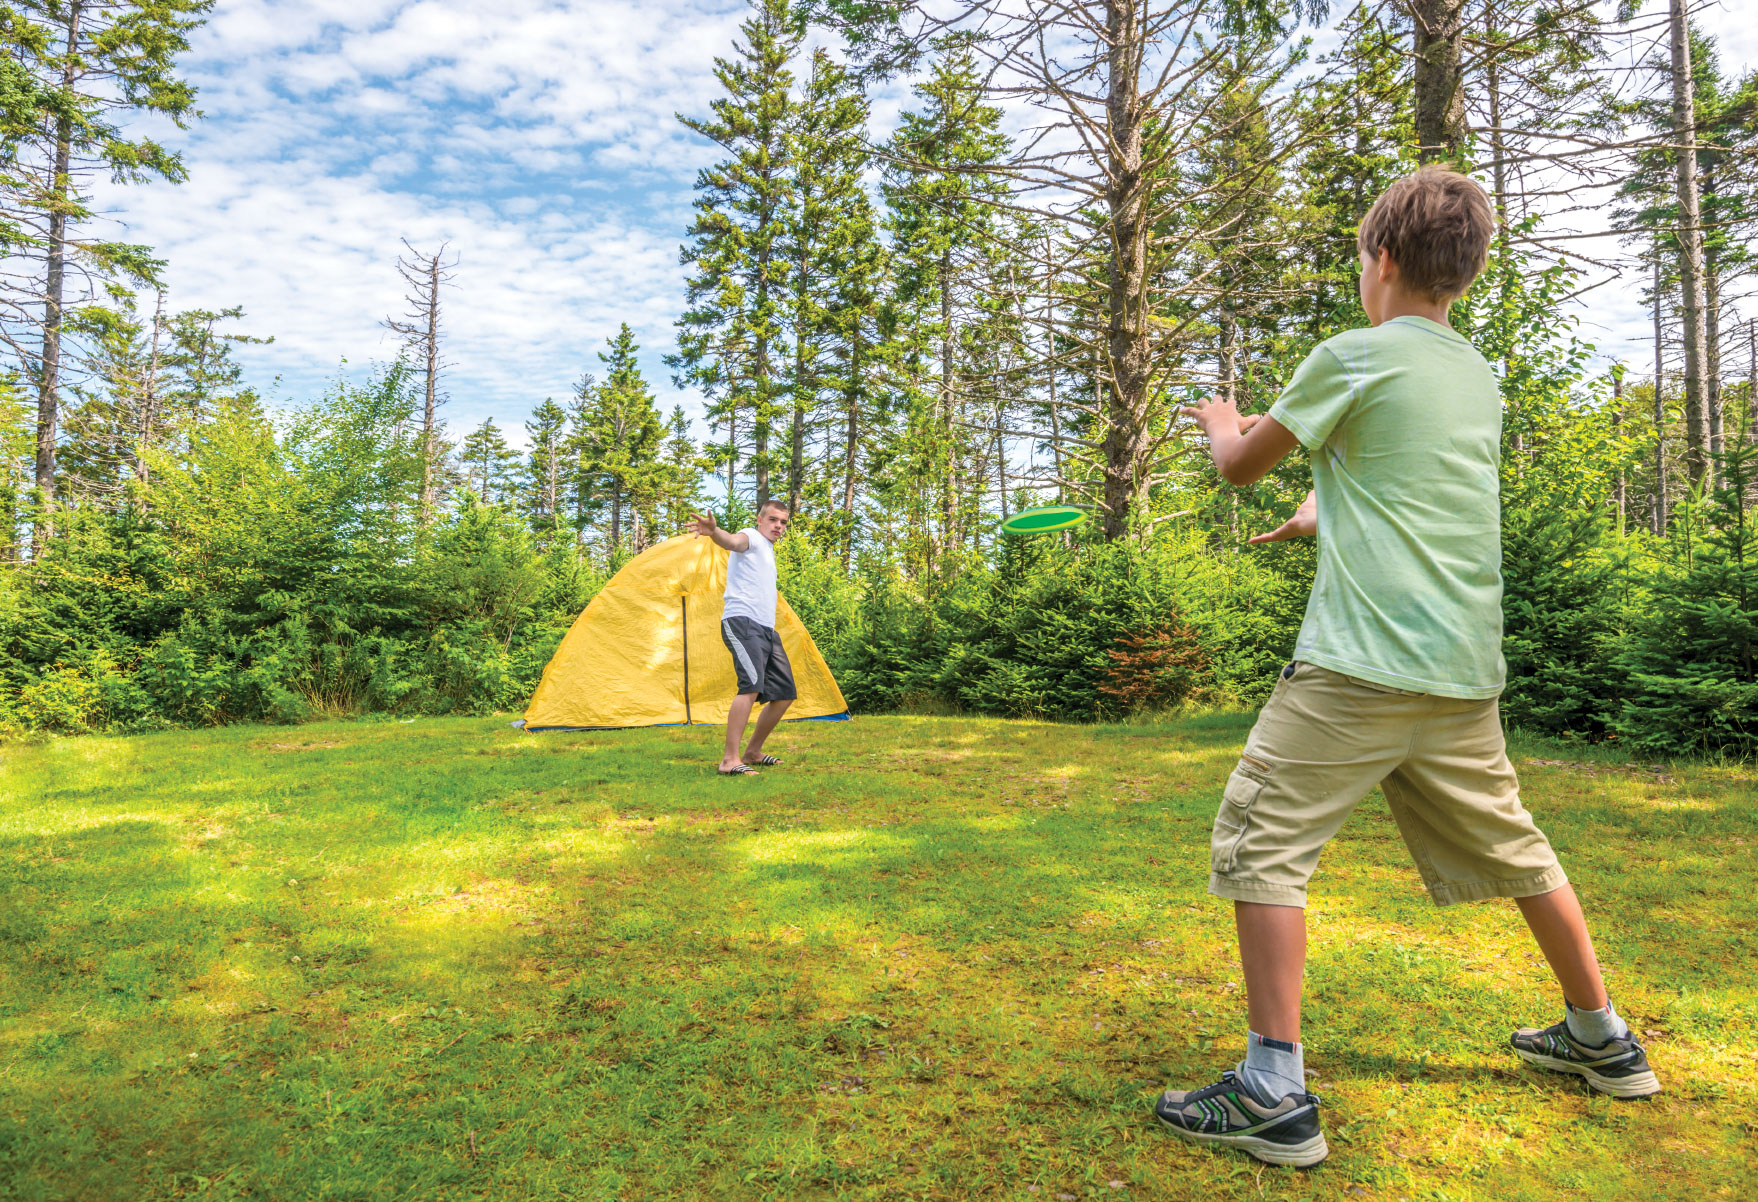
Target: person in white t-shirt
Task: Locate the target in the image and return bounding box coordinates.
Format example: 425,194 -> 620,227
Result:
688,500 -> 796,775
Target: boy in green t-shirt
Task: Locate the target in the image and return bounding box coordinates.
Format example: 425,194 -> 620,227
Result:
1152,166 -> 1660,1168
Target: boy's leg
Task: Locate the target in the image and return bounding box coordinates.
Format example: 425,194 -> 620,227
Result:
742,697 -> 791,761
1377,699 -> 1658,1096
1514,884 -> 1608,1011
1157,664 -> 1415,1168
1237,901 -> 1306,1043
721,693 -> 757,771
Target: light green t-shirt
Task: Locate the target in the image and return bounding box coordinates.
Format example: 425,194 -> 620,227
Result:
1267,315 -> 1504,699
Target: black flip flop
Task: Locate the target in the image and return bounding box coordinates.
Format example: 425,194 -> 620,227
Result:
746,754 -> 781,767
718,763 -> 759,776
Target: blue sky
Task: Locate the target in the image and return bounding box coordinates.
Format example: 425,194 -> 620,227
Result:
105,0 -> 1755,450
112,0 -> 762,446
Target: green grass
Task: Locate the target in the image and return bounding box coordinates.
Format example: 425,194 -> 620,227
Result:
1,713 -> 1754,1200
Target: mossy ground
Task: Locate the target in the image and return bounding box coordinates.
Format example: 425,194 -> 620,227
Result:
1,714 -> 1753,1200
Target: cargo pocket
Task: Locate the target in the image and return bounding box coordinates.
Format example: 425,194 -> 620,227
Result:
1210,768 -> 1265,874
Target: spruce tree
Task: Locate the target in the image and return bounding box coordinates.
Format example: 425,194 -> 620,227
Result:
578,324 -> 664,553
674,0 -> 800,508
5,0 -> 210,546
783,48 -> 877,526
523,397 -> 568,535
459,419 -> 517,506
883,47 -> 1007,566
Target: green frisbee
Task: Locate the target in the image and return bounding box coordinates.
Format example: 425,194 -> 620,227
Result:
998,505 -> 1088,535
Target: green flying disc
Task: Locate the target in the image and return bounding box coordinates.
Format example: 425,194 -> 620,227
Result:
998,505 -> 1088,536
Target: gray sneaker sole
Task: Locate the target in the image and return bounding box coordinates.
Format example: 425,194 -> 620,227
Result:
1153,1112 -> 1329,1167
1513,1048 -> 1662,1098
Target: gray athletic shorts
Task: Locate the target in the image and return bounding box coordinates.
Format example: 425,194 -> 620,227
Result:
720,616 -> 797,703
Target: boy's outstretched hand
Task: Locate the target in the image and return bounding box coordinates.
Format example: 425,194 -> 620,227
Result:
688,512 -> 718,539
1249,491 -> 1317,545
1179,395 -> 1262,437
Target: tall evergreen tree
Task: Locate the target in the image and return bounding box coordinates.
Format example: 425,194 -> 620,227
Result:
459,419 -> 517,506
523,397 -> 568,533
674,0 -> 800,508
578,324 -> 664,552
883,47 -> 1007,565
783,48 -> 878,525
4,0 -> 210,548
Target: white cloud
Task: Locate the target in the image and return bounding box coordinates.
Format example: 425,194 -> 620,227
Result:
93,0 -> 749,448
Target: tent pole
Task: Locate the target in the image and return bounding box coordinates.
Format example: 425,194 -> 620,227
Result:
681,596 -> 692,724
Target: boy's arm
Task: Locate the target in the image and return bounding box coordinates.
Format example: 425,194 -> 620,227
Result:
1179,397 -> 1300,487
1248,491 -> 1316,544
688,512 -> 750,553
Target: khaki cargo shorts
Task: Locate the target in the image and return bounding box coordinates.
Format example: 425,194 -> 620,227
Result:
1208,662 -> 1567,909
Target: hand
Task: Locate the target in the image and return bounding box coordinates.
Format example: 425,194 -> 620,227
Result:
1249,491 -> 1316,545
688,511 -> 718,539
1179,395 -> 1262,438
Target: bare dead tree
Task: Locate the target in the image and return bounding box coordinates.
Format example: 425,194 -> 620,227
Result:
830,2 -> 1352,538
384,239 -> 458,521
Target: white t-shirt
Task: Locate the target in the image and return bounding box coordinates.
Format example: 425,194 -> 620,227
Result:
723,527 -> 778,627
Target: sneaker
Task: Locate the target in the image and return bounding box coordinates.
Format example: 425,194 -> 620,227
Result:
1153,1066 -> 1328,1167
1509,1019 -> 1661,1098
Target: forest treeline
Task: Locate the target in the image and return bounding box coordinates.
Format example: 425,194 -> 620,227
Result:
2,1 -> 1756,756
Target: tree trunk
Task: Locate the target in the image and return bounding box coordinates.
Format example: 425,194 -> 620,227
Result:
422,254 -> 440,519
1705,216 -> 1723,459
1485,5 -> 1524,460
545,429 -> 558,519
1613,372 -> 1625,537
1042,236 -> 1064,505
841,332 -> 861,572
137,289 -> 165,490
1749,318 -> 1757,443
33,2 -> 83,548
1410,0 -> 1468,163
1653,252 -> 1669,534
1099,0 -> 1151,541
939,245 -> 956,552
790,256 -> 807,518
996,414 -> 1008,521
1668,0 -> 1713,490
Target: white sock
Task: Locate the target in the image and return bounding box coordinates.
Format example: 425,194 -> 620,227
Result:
1564,999 -> 1629,1046
1239,1030 -> 1305,1103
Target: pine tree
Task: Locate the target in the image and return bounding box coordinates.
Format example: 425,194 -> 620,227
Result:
674,0 -> 800,508
1285,6 -> 1412,339
58,295 -> 263,506
658,405 -> 701,539
459,419 -> 517,506
523,397 -> 568,534
5,0 -> 210,548
883,47 -> 1007,565
563,371 -> 599,539
783,48 -> 879,526
578,324 -> 664,553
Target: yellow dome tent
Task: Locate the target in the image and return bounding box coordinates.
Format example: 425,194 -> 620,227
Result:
520,534 -> 850,731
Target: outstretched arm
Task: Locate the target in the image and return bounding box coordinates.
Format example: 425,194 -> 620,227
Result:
1248,491 -> 1317,545
689,512 -> 750,553
1180,397 -> 1300,487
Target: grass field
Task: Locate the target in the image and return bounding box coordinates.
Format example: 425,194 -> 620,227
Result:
1,713 -> 1754,1201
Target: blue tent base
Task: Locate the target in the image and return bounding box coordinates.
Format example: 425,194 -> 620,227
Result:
516,711 -> 851,733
